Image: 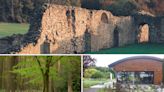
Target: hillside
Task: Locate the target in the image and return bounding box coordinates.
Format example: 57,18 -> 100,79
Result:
0,0 -> 163,23
100,0 -> 164,16
82,0 -> 164,16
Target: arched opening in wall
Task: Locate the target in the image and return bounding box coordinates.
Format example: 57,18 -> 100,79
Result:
138,23 -> 149,43
101,13 -> 108,23
84,29 -> 91,52
66,10 -> 71,27
113,27 -> 119,47
40,41 -> 50,54
66,10 -> 71,19
71,10 -> 75,21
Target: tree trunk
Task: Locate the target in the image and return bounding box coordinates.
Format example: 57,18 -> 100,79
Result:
0,57 -> 3,90
1,0 -> 7,21
2,57 -> 18,92
43,57 -> 51,92
49,78 -> 55,92
68,74 -> 73,92
43,75 -> 49,92
11,0 -> 15,21
57,60 -> 61,73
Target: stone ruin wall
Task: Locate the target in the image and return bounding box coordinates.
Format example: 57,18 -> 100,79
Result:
133,14 -> 164,43
0,4 -> 164,54
18,4 -> 134,54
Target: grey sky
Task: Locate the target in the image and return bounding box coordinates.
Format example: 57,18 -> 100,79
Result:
90,54 -> 164,67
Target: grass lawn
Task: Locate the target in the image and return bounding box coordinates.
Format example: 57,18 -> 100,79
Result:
86,43 -> 164,54
98,88 -> 115,92
83,78 -> 109,88
0,23 -> 29,38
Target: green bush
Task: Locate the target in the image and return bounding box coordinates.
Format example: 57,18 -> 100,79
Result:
91,70 -> 104,78
84,68 -> 98,78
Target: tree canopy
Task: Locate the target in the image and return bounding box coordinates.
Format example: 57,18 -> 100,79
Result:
0,56 -> 81,92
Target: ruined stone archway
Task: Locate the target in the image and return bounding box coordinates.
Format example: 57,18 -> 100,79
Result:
66,10 -> 71,19
84,29 -> 91,52
101,13 -> 108,23
113,27 -> 119,47
138,23 -> 149,43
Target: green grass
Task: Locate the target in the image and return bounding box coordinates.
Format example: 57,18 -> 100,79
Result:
98,88 -> 115,92
86,43 -> 164,54
83,78 -> 109,88
0,23 -> 29,38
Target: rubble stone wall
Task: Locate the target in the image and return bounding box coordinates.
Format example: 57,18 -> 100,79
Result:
0,4 -> 164,54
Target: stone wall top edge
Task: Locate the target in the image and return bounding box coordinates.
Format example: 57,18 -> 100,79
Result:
45,4 -> 117,16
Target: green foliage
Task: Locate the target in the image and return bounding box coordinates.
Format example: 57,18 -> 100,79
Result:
0,0 -> 82,23
96,67 -> 115,79
11,56 -> 81,92
59,56 -> 81,92
0,90 -> 5,92
84,67 -> 114,79
12,56 -> 44,86
0,0 -> 163,23
95,67 -> 109,72
84,68 -> 97,78
91,70 -> 104,78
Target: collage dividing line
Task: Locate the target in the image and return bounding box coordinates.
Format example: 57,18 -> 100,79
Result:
1,0 -> 164,92
1,54 -> 164,92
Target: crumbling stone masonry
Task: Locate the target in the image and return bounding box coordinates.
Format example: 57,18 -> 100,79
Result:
0,4 -> 164,54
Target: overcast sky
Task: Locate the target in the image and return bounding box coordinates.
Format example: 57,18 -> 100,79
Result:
90,54 -> 164,67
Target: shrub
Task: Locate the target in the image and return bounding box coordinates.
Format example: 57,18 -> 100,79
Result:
91,70 -> 104,78
84,68 -> 97,78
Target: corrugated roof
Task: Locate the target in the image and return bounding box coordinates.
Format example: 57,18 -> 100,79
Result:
108,56 -> 163,68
